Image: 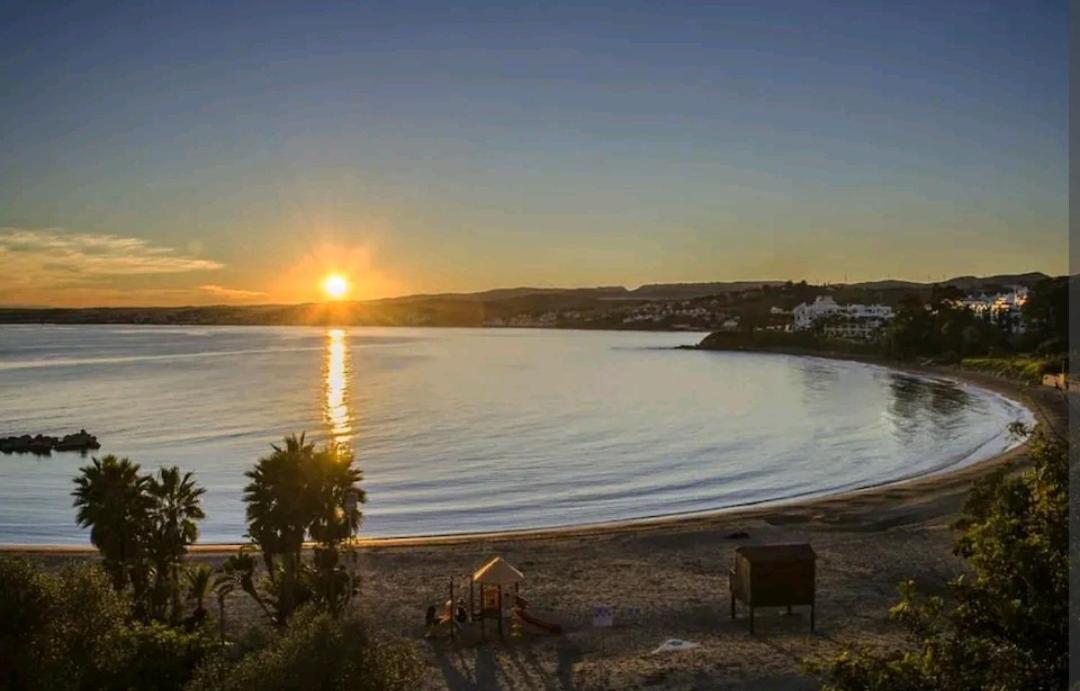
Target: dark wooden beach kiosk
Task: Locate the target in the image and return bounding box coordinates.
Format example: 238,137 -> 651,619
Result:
729,543 -> 816,633
469,556 -> 524,640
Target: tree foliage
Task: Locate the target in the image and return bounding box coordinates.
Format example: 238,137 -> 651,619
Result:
1021,277 -> 1068,347
147,466 -> 207,622
806,427 -> 1067,690
186,608 -> 421,691
881,294 -> 1009,361
72,457 -> 206,622
71,455 -> 154,591
233,434 -> 365,626
0,558 -> 215,691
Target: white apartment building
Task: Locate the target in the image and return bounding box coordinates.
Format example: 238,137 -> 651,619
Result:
792,296 -> 894,339
954,287 -> 1028,333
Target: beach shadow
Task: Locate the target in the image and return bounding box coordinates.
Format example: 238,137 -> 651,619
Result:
431,643 -> 501,691
432,645 -> 473,690
554,639 -> 582,690
475,645 -> 499,690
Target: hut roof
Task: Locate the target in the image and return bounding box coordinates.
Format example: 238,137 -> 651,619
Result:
472,556 -> 524,585
735,543 -> 816,563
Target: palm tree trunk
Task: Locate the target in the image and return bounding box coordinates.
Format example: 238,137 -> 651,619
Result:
218,597 -> 226,645
171,563 -> 181,625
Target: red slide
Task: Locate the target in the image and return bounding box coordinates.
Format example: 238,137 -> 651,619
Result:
515,607 -> 563,634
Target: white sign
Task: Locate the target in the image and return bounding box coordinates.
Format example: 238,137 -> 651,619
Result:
650,639 -> 700,655
592,604 -> 614,628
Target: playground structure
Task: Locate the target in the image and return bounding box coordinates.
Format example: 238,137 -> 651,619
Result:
426,556 -> 562,642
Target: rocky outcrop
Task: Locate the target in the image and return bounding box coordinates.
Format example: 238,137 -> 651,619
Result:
0,430 -> 100,455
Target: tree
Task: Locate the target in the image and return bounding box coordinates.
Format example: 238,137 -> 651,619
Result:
146,466 -> 206,622
806,426 -> 1067,690
185,608 -> 421,691
882,293 -> 1007,360
0,559 -> 132,690
212,568 -> 238,645
72,455 -> 154,593
882,295 -> 935,358
1022,277 -> 1068,348
185,564 -> 214,628
72,457 -> 206,623
239,434 -> 364,626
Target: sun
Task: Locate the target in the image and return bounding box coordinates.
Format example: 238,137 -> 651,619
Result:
321,274 -> 349,300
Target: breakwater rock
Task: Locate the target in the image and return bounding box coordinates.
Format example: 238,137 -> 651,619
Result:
0,430 -> 100,455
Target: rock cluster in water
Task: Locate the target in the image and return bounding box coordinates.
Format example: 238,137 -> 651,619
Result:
0,430 -> 100,455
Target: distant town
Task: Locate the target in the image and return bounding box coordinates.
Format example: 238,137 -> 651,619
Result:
0,272 -> 1059,339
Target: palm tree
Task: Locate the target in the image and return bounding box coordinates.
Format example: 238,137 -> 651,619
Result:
212,569 -> 236,645
244,434 -> 317,622
185,564 -> 213,627
146,466 -> 206,621
242,434 -> 364,625
308,442 -> 364,547
72,455 -> 153,590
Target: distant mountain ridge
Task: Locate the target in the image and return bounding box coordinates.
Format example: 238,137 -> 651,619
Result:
377,273 -> 1049,303
0,272 -> 1059,327
849,272 -> 1050,292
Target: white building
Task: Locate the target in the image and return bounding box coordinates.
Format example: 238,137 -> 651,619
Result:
953,287 -> 1028,333
792,296 -> 893,339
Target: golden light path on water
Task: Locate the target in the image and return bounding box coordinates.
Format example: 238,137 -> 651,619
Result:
323,328 -> 352,444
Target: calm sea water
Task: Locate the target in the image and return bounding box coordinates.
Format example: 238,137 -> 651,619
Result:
0,325 -> 1032,545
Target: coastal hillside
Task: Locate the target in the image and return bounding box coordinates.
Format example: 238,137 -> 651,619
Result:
0,273 -> 1057,328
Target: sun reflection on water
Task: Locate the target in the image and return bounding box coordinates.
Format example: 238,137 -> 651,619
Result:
323,328 -> 352,444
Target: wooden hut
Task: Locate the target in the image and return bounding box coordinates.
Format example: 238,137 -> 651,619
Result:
470,556 -> 524,639
729,543 -> 816,633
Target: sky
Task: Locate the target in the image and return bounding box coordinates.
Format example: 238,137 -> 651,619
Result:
0,0 -> 1067,306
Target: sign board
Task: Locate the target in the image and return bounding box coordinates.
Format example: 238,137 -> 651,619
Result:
592,604 -> 614,628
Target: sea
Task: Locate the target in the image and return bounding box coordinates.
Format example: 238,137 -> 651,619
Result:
0,325 -> 1033,544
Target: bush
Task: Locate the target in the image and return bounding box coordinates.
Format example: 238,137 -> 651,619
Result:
114,622 -> 218,690
805,427 -> 1067,690
0,558 -> 215,691
187,608 -> 422,691
959,356 -> 1057,384
0,559 -> 131,690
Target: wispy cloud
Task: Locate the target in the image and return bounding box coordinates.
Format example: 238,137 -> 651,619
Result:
199,284 -> 267,300
0,228 -> 224,281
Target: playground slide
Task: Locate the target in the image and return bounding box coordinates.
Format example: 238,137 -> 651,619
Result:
514,607 -> 562,634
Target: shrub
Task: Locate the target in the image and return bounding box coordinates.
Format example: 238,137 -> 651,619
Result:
0,558 -> 214,691
960,356 -> 1057,384
186,608 -> 422,691
114,621 -> 218,690
0,559 -> 131,690
805,427 -> 1067,690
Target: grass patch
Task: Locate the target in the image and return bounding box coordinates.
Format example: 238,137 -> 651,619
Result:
959,356 -> 1059,384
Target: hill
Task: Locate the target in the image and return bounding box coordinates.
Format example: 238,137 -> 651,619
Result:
0,273 -> 1058,328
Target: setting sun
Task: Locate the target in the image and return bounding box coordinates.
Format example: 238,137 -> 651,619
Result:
321,274 -> 349,300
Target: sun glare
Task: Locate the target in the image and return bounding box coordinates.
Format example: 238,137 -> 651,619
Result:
322,274 -> 349,300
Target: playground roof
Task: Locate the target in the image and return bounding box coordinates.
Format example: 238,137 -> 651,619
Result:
473,556 -> 524,585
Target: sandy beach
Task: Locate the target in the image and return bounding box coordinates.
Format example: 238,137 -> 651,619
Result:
7,364 -> 1069,691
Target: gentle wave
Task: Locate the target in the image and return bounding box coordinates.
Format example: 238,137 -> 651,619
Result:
0,325 -> 1032,544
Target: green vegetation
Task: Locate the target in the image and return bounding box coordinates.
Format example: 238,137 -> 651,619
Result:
698,278 -> 1071,377
805,426 -> 1067,690
186,608 -> 421,691
0,558 -> 216,690
72,456 -> 205,621
959,356 -> 1061,384
0,433 -> 416,691
230,433 -> 365,626
881,292 -> 1007,361
696,329 -> 880,357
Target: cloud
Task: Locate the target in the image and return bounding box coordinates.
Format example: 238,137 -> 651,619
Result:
0,228 -> 224,283
199,284 -> 268,300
